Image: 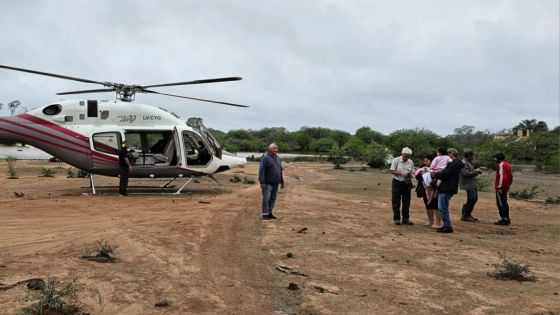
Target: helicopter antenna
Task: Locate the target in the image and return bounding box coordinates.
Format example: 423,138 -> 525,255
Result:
0,65 -> 248,107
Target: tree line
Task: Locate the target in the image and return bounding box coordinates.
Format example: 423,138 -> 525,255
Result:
1,99 -> 557,172
210,119 -> 559,173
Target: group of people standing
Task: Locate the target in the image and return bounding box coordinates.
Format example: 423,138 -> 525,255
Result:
390,147 -> 513,233
257,142 -> 514,231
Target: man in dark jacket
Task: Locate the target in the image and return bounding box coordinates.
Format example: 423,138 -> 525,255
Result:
259,143 -> 285,220
118,141 -> 133,196
432,148 -> 464,233
460,151 -> 483,222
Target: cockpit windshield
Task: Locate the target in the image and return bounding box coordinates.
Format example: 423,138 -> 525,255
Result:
186,117 -> 222,159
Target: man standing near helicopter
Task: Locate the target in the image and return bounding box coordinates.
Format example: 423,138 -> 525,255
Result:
259,143 -> 285,219
118,142 -> 133,196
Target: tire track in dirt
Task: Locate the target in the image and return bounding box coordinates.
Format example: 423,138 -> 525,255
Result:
196,183 -> 302,314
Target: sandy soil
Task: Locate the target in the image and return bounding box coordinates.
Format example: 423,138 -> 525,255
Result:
0,160 -> 558,314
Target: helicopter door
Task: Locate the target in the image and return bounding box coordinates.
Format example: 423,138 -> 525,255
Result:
186,118 -> 222,159
91,132 -> 121,169
173,127 -> 184,167
182,131 -> 212,167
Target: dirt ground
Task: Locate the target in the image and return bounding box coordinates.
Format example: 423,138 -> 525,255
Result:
0,160 -> 558,314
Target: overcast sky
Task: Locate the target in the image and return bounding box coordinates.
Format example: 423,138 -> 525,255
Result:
0,0 -> 558,136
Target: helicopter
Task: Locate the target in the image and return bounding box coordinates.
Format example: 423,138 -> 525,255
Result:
0,65 -> 249,194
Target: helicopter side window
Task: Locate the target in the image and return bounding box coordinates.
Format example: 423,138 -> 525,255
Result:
92,132 -> 121,155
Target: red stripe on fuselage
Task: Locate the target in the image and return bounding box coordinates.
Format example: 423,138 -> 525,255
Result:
92,151 -> 118,162
0,118 -> 90,150
18,113 -> 88,141
0,126 -> 117,163
15,114 -> 117,163
0,126 -> 89,156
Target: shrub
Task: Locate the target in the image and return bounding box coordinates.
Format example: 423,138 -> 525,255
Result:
5,155 -> 18,179
19,278 -> 81,315
242,177 -> 256,184
545,196 -> 560,205
230,175 -> 241,183
93,241 -> 118,259
488,252 -> 536,282
82,240 -> 119,262
475,176 -> 492,192
66,168 -> 75,178
510,185 -> 539,200
39,168 -> 56,177
76,169 -> 89,178
154,299 -> 171,308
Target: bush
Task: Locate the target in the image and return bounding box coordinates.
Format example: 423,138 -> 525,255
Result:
39,168 -> 56,177
242,177 -> 256,184
475,176 -> 492,192
488,252 -> 536,282
19,278 -> 81,315
230,175 -> 241,183
5,155 -> 18,179
82,240 -> 119,262
76,169 -> 89,178
510,185 -> 539,200
545,196 -> 560,205
66,168 -> 75,178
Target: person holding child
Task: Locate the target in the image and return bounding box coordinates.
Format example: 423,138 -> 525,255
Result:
431,148 -> 464,233
415,154 -> 441,228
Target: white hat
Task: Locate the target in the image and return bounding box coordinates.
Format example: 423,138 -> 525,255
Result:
402,147 -> 412,155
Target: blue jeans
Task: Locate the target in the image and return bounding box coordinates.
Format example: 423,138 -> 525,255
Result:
261,184 -> 279,216
438,193 -> 453,227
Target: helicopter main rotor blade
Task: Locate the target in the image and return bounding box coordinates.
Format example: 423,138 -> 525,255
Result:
0,65 -> 107,86
143,89 -> 249,108
141,77 -> 242,89
57,88 -> 116,95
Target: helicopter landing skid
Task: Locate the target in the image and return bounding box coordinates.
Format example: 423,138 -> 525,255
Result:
160,176 -> 195,194
84,174 -> 195,195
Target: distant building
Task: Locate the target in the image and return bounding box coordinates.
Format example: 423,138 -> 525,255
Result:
516,128 -> 530,138
494,128 -> 530,141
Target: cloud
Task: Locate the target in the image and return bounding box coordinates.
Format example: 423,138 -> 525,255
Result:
0,0 -> 558,135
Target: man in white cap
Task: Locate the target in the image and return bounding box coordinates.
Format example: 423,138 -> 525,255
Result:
389,147 -> 415,225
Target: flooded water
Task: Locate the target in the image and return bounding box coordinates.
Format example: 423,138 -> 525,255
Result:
0,147 -> 317,161
0,145 -> 52,160
235,152 -> 321,159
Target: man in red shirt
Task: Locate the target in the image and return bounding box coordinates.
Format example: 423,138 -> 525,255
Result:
494,153 -> 513,225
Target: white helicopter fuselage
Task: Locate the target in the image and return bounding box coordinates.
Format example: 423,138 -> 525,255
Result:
0,100 -> 246,178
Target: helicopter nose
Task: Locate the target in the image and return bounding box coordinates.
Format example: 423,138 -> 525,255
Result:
220,151 -> 247,169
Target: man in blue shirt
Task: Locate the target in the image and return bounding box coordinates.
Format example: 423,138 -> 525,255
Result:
259,143 -> 285,220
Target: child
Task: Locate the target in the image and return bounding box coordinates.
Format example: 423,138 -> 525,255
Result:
429,147 -> 451,187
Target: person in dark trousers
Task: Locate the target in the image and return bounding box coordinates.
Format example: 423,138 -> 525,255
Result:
460,151 -> 483,222
259,143 -> 285,220
118,142 -> 133,196
494,152 -> 513,225
389,147 -> 415,225
432,148 -> 464,233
